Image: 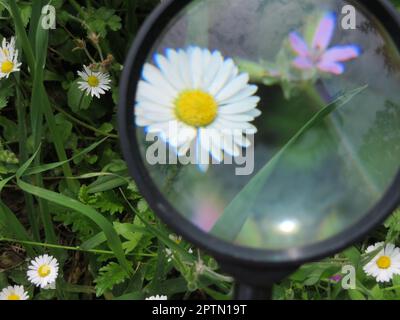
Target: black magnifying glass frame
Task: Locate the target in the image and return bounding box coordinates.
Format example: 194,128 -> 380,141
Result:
118,0 -> 400,299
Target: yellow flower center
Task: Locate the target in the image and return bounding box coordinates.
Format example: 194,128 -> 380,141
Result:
38,265 -> 51,277
376,256 -> 391,269
7,294 -> 20,300
175,90 -> 218,127
87,75 -> 100,87
1,60 -> 14,74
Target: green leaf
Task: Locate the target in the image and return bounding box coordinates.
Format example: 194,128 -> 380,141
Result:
67,80 -> 92,112
0,116 -> 18,142
392,274 -> 400,296
8,1 -> 35,74
86,8 -> 122,37
343,246 -> 361,267
94,262 -> 129,297
87,173 -> 129,194
370,285 -> 385,300
24,138 -> 107,177
211,86 -> 367,240
18,3 -> 32,27
348,289 -> 366,300
16,178 -> 133,275
0,200 -> 35,256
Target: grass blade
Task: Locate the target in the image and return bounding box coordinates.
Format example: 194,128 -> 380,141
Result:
211,85 -> 367,240
8,1 -> 35,74
0,201 -> 36,256
16,178 -> 133,275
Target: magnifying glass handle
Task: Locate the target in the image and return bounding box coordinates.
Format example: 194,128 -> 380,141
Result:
234,283 -> 272,300
220,262 -> 298,300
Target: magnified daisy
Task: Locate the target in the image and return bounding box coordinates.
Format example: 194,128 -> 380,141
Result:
289,12 -> 361,75
78,65 -> 111,98
135,46 -> 261,172
363,242 -> 400,283
27,254 -> 59,288
0,37 -> 22,79
0,285 -> 29,300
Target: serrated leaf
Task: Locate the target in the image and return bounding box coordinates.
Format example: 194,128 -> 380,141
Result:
94,262 -> 129,297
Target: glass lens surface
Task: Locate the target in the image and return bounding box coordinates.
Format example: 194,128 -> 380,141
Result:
132,0 -> 400,252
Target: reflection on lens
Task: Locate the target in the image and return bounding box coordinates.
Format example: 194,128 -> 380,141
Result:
133,0 -> 400,254
277,220 -> 299,234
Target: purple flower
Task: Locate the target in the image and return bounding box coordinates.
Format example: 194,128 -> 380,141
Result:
289,12 -> 361,75
330,274 -> 342,283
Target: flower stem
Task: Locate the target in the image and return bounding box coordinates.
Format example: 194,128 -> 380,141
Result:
0,237 -> 156,257
68,0 -> 86,18
52,104 -> 118,139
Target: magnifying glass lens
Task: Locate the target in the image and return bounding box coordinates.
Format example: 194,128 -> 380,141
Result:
132,0 -> 400,254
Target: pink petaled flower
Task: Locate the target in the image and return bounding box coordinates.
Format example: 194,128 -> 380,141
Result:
289,12 -> 361,75
330,274 -> 342,283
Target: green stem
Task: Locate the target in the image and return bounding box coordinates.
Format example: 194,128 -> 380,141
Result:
93,42 -> 104,61
8,1 -> 35,75
0,238 -> 156,257
68,0 -> 86,18
52,104 -> 118,139
15,75 -> 41,241
382,285 -> 400,291
41,85 -> 79,192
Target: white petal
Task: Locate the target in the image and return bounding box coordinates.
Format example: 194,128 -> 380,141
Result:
176,49 -> 193,88
155,52 -> 186,90
202,51 -> 224,90
137,80 -> 174,106
189,47 -> 204,89
221,85 -> 258,105
142,63 -> 178,96
207,58 -> 238,96
219,113 -> 256,122
219,96 -> 260,114
215,73 -> 250,102
222,133 -> 240,157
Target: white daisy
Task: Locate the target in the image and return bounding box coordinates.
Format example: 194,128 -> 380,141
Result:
135,46 -> 261,172
145,295 -> 168,300
0,285 -> 29,300
165,248 -> 173,262
169,234 -> 182,244
0,37 -> 21,79
363,242 -> 400,283
77,65 -> 111,98
27,254 -> 59,288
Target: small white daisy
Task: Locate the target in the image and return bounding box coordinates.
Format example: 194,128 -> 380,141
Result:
0,37 -> 21,79
363,242 -> 400,283
135,46 -> 261,172
0,285 -> 29,300
169,234 -> 182,244
165,248 -> 173,262
77,65 -> 111,98
27,254 -> 59,288
145,295 -> 168,300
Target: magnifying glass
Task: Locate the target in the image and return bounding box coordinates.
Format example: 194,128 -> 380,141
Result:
118,0 -> 400,299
